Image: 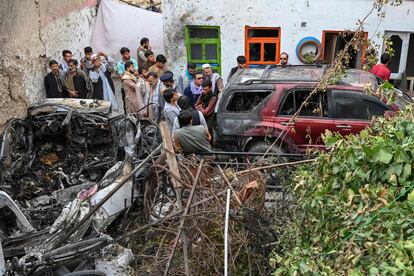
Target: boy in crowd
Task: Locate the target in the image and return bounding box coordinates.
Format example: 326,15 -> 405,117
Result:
59,50 -> 72,74
148,54 -> 167,77
163,88 -> 180,132
142,51 -> 156,70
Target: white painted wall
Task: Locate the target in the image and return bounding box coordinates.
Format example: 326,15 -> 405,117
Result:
162,0 -> 414,83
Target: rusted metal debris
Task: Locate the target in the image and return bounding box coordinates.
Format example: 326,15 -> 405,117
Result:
0,99 -> 304,275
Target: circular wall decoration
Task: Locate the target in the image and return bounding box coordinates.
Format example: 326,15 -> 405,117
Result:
296,37 -> 322,64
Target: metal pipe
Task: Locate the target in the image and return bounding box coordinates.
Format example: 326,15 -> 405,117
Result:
0,240 -> 5,275
192,150 -> 308,157
224,189 -> 231,276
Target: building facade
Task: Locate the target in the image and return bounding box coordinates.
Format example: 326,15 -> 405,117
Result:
163,0 -> 414,89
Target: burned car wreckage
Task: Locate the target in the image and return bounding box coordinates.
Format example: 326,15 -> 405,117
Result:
0,99 -> 289,275
0,99 -> 161,275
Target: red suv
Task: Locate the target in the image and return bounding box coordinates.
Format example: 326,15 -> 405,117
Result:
214,65 -> 411,155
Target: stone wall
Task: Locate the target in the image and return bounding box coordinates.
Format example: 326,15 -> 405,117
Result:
0,0 -> 97,126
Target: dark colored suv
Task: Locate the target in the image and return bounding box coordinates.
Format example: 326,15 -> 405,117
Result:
214,65 -> 411,154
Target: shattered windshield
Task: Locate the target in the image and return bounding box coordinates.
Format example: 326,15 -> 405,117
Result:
340,69 -> 378,91
264,66 -> 325,81
233,68 -> 264,83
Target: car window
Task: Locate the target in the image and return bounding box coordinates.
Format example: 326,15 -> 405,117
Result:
334,96 -> 366,119
333,91 -> 390,120
226,91 -> 271,112
279,90 -> 327,117
363,98 -> 391,119
340,69 -> 378,91
279,92 -> 294,115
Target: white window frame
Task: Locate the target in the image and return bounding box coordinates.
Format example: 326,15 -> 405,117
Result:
383,31 -> 411,80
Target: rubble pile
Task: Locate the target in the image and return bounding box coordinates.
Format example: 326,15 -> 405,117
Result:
0,100 -> 295,275
125,157 -> 280,275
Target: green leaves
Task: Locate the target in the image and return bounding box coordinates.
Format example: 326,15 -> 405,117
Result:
272,108 -> 414,275
408,190 -> 414,202
372,148 -> 393,164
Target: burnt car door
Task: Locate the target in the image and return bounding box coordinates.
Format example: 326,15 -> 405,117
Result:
331,90 -> 392,136
275,88 -> 334,152
215,89 -> 272,148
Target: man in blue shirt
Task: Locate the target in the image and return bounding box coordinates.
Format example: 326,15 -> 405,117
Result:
116,47 -> 138,114
116,47 -> 138,76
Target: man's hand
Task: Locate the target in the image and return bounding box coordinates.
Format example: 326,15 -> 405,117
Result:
69,90 -> 79,97
133,70 -> 139,76
98,51 -> 107,59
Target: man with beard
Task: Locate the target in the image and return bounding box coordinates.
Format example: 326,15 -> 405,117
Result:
278,52 -> 291,67
147,72 -> 162,121
82,48 -> 116,93
135,67 -> 150,117
44,60 -> 67,98
122,61 -> 139,114
137,37 -> 151,69
90,54 -> 119,110
202,64 -> 224,95
64,59 -> 91,98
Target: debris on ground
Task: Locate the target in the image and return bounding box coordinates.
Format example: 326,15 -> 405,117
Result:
0,99 -> 300,275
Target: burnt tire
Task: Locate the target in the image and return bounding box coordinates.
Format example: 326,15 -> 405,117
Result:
247,141 -> 287,164
246,141 -> 290,189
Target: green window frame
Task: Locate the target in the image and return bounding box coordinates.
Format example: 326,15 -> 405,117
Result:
185,25 -> 221,74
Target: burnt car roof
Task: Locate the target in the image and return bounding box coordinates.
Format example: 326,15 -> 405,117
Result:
230,65 -> 378,89
29,98 -> 113,116
231,65 -> 327,84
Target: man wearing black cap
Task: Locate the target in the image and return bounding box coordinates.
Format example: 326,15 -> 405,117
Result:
156,71 -> 176,120
160,71 -> 175,90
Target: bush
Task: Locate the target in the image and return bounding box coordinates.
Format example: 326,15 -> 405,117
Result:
271,107 -> 414,275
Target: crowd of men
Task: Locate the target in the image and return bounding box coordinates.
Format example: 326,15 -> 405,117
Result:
43,37 -> 393,156
43,35 -> 317,155
44,37 -> 273,155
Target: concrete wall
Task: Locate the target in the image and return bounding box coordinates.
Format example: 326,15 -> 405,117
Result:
0,0 -> 97,126
162,0 -> 414,83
